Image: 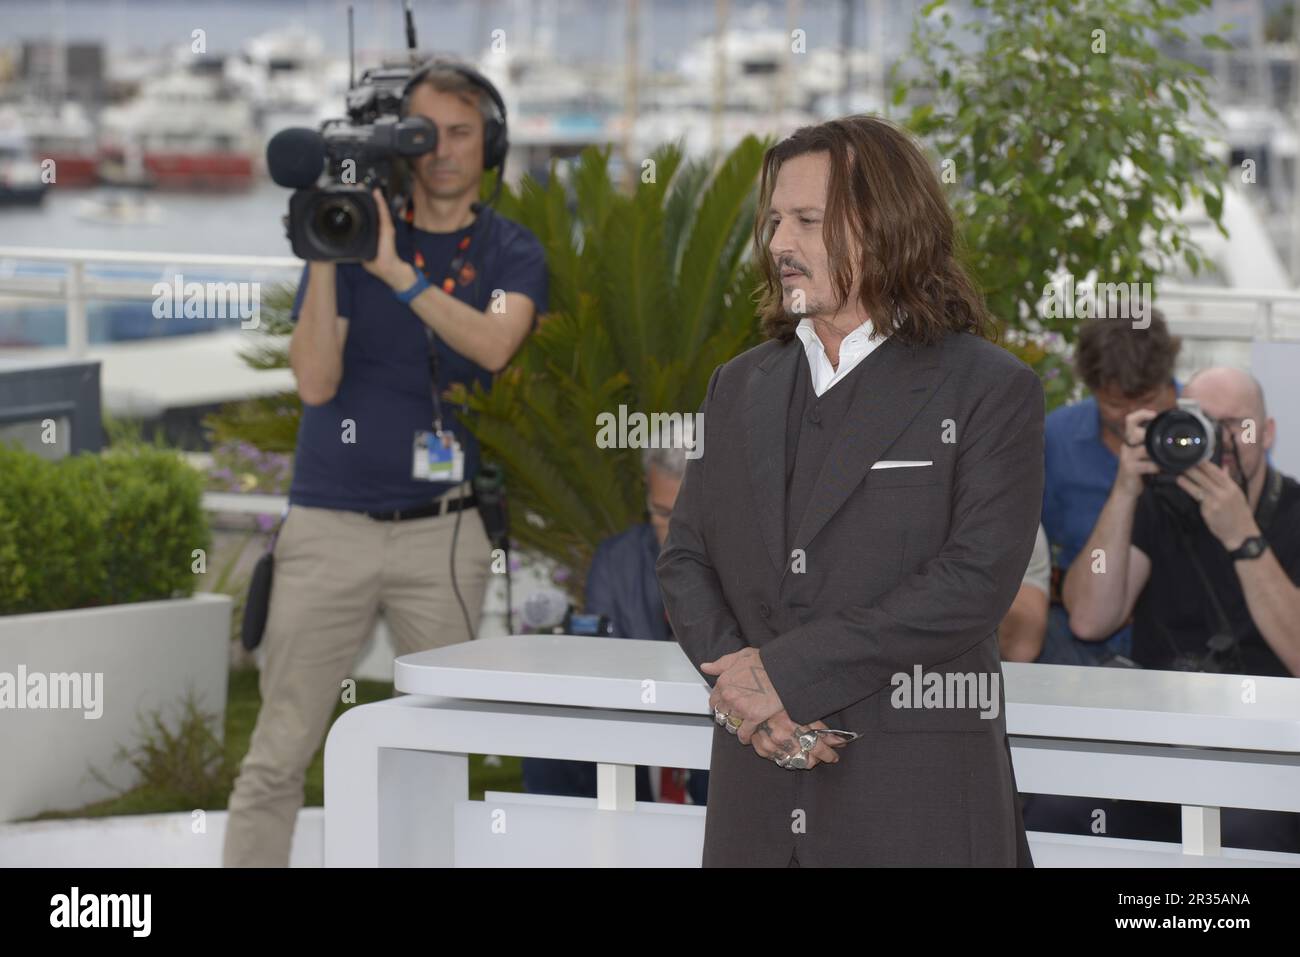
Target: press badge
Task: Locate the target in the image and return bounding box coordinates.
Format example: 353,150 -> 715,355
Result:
412,429 -> 464,482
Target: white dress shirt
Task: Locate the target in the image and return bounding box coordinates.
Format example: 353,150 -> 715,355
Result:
794,317 -> 888,397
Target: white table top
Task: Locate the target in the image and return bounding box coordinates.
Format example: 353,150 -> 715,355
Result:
394,636 -> 1300,752
396,635 -> 712,716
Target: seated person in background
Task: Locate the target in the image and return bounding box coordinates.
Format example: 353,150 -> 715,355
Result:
1039,310 -> 1180,665
999,524 -> 1050,662
1062,366 -> 1300,852
522,434 -> 708,806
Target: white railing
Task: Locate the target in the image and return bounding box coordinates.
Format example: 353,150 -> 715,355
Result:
1,246 -> 1299,354
201,491 -> 289,515
1155,283 -> 1300,342
0,246 -> 302,356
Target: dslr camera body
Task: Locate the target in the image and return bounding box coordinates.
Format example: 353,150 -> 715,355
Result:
1143,399 -> 1225,481
270,63 -> 436,262
1142,399 -> 1248,673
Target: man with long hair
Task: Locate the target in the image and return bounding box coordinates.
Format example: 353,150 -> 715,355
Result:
656,115 -> 1043,867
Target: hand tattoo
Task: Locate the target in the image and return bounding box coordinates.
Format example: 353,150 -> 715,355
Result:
733,666 -> 769,697
756,719 -> 797,756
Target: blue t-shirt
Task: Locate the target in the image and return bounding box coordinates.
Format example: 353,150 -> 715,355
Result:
288,208 -> 548,512
1042,383 -> 1181,652
1042,383 -> 1181,571
1043,397 -> 1120,573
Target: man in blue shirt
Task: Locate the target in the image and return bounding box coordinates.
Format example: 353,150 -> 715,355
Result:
522,435 -> 710,806
224,63 -> 548,867
1039,309 -> 1180,665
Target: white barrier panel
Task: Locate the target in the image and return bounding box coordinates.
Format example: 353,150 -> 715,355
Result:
323,636 -> 1300,867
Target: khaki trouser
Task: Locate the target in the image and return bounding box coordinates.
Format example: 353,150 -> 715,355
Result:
223,484 -> 492,867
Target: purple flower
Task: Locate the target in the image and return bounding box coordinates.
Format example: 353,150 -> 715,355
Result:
255,513 -> 276,533
552,566 -> 571,583
1046,367 -> 1061,380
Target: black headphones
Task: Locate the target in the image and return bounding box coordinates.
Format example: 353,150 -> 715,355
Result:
400,59 -> 509,177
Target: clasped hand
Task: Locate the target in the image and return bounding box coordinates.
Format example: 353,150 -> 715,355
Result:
703,648 -> 846,768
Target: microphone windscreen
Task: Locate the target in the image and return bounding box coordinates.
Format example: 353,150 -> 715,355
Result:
521,588 -> 569,631
266,127 -> 326,189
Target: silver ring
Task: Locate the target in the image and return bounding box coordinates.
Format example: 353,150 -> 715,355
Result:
714,708 -> 729,726
797,731 -> 818,754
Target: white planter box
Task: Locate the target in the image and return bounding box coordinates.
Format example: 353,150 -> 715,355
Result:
0,593 -> 232,823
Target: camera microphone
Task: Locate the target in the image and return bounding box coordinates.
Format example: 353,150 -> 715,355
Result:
266,128 -> 327,189
522,589 -> 570,631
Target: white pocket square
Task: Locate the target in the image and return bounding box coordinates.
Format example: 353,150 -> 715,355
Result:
870,460 -> 933,470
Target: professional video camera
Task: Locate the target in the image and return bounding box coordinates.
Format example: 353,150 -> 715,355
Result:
1143,399 -> 1225,480
265,3 -> 439,262
266,64 -> 434,262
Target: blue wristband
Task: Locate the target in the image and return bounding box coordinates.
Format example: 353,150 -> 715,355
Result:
394,273 -> 431,304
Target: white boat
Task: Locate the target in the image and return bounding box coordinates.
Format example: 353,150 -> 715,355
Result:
6,100 -> 99,188
0,122 -> 50,207
75,191 -> 164,226
225,27 -> 350,138
98,67 -> 258,191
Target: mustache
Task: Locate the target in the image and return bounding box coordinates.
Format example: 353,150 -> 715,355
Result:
777,258 -> 809,276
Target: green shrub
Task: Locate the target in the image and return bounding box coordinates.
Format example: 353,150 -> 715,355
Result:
88,688 -> 235,813
0,443 -> 210,615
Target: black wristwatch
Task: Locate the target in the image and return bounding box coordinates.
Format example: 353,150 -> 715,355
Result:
1227,536 -> 1269,561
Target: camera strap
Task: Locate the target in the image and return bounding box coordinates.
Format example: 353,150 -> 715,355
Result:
1171,507 -> 1241,670
1256,465 -> 1284,531
1150,466 -> 1282,671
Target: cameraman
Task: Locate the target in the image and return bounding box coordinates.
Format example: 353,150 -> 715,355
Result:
224,63 -> 548,868
1064,366 -> 1300,852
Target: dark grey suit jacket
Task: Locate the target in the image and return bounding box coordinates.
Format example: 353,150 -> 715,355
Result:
656,330 -> 1044,867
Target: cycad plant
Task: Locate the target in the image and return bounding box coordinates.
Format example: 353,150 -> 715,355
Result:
449,138 -> 768,594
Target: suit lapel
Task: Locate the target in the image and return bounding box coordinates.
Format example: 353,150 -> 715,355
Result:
787,336 -> 948,581
742,340 -> 802,577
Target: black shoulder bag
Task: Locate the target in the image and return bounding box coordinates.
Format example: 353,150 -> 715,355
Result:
241,511 -> 288,652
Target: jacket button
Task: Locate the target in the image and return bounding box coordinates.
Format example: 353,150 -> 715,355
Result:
759,603 -> 771,618
809,406 -> 821,424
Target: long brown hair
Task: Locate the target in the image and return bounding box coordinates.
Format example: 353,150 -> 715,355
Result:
753,115 -> 994,346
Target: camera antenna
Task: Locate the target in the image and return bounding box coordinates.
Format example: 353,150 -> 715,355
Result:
347,5 -> 355,89
404,1 -> 419,62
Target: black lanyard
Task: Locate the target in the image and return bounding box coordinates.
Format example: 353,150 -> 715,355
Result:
402,201 -> 482,432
